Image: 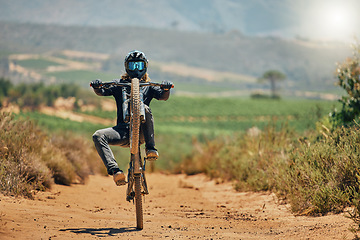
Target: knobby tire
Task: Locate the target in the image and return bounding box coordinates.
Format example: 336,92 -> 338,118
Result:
134,175 -> 143,229
130,78 -> 141,154
130,78 -> 143,230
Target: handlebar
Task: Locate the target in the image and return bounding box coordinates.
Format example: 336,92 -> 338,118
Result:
90,80 -> 174,89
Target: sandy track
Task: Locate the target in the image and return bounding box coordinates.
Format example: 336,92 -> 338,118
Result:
0,173 -> 354,239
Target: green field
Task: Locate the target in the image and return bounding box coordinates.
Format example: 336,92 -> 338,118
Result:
16,96 -> 340,170
16,58 -> 62,70
151,97 -> 340,134
82,96 -> 340,134
168,81 -> 237,93
151,96 -> 335,117
82,96 -> 340,169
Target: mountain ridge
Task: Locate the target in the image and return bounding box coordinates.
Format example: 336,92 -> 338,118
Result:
0,21 -> 352,92
0,0 -> 334,38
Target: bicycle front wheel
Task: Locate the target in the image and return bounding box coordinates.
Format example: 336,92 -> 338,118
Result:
130,78 -> 141,155
130,78 -> 144,229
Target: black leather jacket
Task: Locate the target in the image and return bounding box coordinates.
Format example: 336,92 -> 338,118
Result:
93,79 -> 170,126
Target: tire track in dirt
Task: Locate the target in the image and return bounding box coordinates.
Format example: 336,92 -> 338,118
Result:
0,173 -> 354,239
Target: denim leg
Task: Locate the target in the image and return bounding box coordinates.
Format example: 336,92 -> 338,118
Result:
92,125 -> 129,175
141,105 -> 156,150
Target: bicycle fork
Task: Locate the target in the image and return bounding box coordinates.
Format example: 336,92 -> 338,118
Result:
126,153 -> 149,202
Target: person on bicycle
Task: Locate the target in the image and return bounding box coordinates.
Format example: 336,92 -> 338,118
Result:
90,50 -> 172,186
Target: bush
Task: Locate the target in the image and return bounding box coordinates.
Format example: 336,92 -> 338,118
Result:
1,81 -> 87,110
50,133 -> 105,183
332,42 -> 360,126
0,78 -> 12,107
0,112 -> 104,198
0,78 -> 12,98
283,125 -> 360,215
0,112 -> 53,198
180,122 -> 295,191
180,122 -> 360,218
250,92 -> 281,100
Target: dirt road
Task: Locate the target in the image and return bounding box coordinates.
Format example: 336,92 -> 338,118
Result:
0,173 -> 354,239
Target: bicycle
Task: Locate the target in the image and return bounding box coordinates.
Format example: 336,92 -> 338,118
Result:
91,78 -> 173,230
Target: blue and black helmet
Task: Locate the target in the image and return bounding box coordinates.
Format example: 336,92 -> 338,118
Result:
124,50 -> 148,79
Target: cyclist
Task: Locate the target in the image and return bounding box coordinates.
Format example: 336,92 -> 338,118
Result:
90,50 -> 172,186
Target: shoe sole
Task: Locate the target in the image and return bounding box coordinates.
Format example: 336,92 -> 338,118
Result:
146,152 -> 159,159
146,156 -> 157,161
114,173 -> 126,186
115,180 -> 127,186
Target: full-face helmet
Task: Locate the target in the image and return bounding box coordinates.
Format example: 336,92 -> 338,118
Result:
124,50 -> 148,79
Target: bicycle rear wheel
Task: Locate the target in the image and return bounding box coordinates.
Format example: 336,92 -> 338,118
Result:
134,174 -> 143,229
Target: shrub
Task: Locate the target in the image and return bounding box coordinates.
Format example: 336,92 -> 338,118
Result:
0,112 -> 104,198
282,125 -> 360,215
332,41 -> 360,126
181,122 -> 360,219
250,92 -> 281,100
0,78 -> 12,100
0,112 -> 53,198
1,81 -> 89,110
180,122 -> 295,191
50,133 -> 105,183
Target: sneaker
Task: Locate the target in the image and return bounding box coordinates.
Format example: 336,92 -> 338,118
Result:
113,171 -> 126,186
146,149 -> 159,160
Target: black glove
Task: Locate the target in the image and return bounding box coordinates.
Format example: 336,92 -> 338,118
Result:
90,79 -> 102,89
161,81 -> 173,91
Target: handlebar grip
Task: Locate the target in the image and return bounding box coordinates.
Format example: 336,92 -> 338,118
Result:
90,82 -> 103,88
160,84 -> 174,90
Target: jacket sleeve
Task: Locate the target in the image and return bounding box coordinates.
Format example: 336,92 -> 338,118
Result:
93,87 -> 113,96
152,86 -> 170,101
159,90 -> 170,101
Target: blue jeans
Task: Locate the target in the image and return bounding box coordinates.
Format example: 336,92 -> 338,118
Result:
92,106 -> 155,175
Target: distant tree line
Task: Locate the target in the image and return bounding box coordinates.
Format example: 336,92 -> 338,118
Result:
0,78 -> 84,109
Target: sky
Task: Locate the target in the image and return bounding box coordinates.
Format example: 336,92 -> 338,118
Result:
0,0 -> 359,42
288,0 -> 360,41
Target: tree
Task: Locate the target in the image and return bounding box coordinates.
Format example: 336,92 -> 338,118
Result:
0,78 -> 12,98
258,70 -> 286,98
332,41 -> 360,126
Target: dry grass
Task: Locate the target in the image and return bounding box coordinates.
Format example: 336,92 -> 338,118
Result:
179,122 -> 294,192
180,121 -> 360,219
0,112 -> 105,198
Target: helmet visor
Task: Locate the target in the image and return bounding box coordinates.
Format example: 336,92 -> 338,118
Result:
128,61 -> 145,71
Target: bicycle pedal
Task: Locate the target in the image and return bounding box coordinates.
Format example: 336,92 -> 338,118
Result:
115,180 -> 127,186
146,157 -> 157,162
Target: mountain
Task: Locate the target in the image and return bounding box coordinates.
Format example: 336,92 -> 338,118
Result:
0,21 -> 352,92
0,0 -> 292,34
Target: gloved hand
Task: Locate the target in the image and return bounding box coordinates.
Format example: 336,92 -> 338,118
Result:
90,79 -> 102,89
161,81 -> 173,91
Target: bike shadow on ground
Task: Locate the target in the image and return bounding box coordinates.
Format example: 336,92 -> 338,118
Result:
59,227 -> 140,237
